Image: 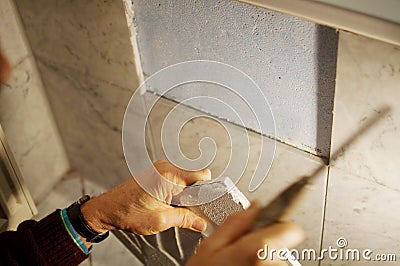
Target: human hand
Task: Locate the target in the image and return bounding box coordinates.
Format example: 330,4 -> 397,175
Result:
81,160 -> 211,235
186,203 -> 304,266
0,52 -> 11,83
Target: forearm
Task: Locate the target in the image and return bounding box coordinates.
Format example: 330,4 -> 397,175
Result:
0,210 -> 88,266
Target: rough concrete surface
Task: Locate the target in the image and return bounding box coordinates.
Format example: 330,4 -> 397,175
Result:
131,0 -> 338,157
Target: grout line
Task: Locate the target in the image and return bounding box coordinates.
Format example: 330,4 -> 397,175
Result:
122,0 -> 156,161
79,171 -> 86,197
122,0 -> 145,85
141,94 -> 157,161
88,253 -> 93,266
151,92 -> 329,163
317,165 -> 331,266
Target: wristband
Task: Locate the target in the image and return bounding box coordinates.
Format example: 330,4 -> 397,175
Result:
60,208 -> 90,255
66,195 -> 109,243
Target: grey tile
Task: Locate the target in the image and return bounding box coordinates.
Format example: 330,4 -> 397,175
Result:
132,0 -> 338,157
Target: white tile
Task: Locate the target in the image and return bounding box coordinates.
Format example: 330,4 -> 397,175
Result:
146,95 -> 328,266
0,55 -> 70,202
0,0 -> 69,203
83,177 -> 109,198
91,233 -> 143,266
35,61 -> 143,191
321,167 -> 400,265
15,0 -> 138,90
331,31 -> 400,190
238,142 -> 328,266
34,173 -> 82,220
0,0 -> 30,66
320,30 -> 400,266
13,0 -> 143,194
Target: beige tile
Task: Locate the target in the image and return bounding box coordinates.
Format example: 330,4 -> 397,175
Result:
146,94 -> 328,266
321,167 -> 400,265
0,56 -> 70,202
331,32 -> 400,190
0,0 -> 30,66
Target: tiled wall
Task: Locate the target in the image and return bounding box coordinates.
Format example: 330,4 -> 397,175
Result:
321,31 -> 400,265
142,30 -> 400,265
5,0 -> 399,265
15,0 -> 143,190
145,93 -> 327,266
0,0 -> 69,202
130,1 -> 400,265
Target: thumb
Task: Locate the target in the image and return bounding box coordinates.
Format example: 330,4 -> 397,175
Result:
175,168 -> 212,186
160,207 -> 208,232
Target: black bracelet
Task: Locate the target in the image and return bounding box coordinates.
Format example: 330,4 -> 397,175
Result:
66,195 -> 109,243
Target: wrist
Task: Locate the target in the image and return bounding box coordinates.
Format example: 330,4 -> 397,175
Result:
66,195 -> 111,245
80,196 -> 115,233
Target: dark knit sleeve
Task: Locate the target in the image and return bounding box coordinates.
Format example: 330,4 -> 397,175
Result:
0,210 -> 88,266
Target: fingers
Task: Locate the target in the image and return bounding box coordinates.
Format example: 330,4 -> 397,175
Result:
158,207 -> 208,232
189,203 -> 304,266
236,222 -> 305,265
154,160 -> 212,186
199,203 -> 260,252
242,221 -> 304,251
204,221 -> 304,266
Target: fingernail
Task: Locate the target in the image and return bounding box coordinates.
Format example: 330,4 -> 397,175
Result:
192,218 -> 207,232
